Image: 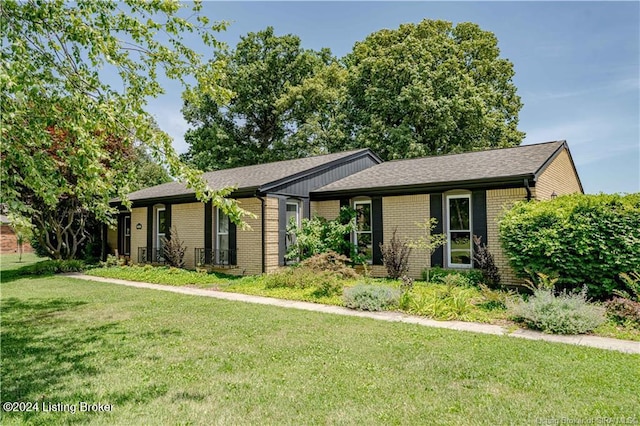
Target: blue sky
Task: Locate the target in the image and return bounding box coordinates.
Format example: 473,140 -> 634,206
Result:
146,1 -> 640,194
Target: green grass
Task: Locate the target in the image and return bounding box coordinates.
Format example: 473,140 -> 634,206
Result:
85,265 -> 640,341
2,258 -> 639,424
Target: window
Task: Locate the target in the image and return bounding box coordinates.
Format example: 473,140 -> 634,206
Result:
285,201 -> 301,250
123,216 -> 131,256
216,208 -> 229,264
446,194 -> 472,267
354,200 -> 372,263
156,207 -> 166,250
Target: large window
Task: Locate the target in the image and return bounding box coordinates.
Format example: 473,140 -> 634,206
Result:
156,207 -> 166,250
285,201 -> 301,248
354,200 -> 372,263
216,208 -> 229,264
446,194 -> 472,267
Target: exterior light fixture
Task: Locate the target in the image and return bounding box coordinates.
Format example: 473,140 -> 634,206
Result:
136,223 -> 143,230
550,191 -> 557,199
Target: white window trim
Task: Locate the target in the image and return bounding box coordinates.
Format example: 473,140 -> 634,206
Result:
155,207 -> 166,250
353,199 -> 373,264
286,200 -> 301,229
216,208 -> 229,264
446,194 -> 472,269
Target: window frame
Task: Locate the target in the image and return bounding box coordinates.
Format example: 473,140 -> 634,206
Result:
155,207 -> 166,250
216,208 -> 230,264
445,193 -> 473,269
353,199 -> 373,264
123,215 -> 131,256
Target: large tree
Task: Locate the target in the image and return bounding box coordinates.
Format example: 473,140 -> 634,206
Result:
343,20 -> 525,160
182,26 -> 333,170
1,0 -> 251,259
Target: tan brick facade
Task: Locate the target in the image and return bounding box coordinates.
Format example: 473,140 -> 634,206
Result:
106,226 -> 117,255
130,207 -> 147,262
171,203 -> 204,269
486,188 -> 529,284
264,196 -> 280,273
310,200 -> 341,219
232,198 -> 263,275
535,149 -> 582,200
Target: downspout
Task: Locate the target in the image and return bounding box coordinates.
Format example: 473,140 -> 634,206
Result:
256,193 -> 266,273
524,178 -> 532,201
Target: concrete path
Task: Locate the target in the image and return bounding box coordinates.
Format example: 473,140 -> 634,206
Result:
69,273 -> 640,355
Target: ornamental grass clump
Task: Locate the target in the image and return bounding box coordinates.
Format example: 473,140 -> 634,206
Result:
343,285 -> 400,311
508,287 -> 605,335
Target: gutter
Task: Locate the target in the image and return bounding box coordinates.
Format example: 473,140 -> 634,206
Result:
524,178 -> 532,201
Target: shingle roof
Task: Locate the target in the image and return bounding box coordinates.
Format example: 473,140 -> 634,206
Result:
125,149 -> 372,202
313,141 -> 568,195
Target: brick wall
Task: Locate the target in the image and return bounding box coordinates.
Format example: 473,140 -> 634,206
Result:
486,188 -> 528,284
232,198 -> 263,276
172,203 -> 205,269
130,207 -> 147,263
369,194 -> 430,279
0,225 -> 33,254
106,226 -> 118,255
535,149 -> 583,200
310,200 -> 340,219
264,196 -> 280,273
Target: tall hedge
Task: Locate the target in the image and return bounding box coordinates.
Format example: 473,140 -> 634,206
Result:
499,193 -> 640,299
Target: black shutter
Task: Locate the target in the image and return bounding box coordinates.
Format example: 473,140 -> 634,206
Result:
278,197 -> 287,266
430,194 -> 444,268
204,202 -> 212,264
146,207 -> 153,261
339,198 -> 351,247
165,204 -> 172,239
472,190 -> 488,252
229,220 -> 237,265
371,197 -> 384,265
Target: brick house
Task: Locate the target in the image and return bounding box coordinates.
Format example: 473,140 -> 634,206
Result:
107,149 -> 381,274
108,140 -> 582,283
0,214 -> 33,255
309,140 -> 583,282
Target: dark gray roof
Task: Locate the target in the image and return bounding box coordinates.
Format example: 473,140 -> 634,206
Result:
126,149 -> 373,202
313,141 -> 570,195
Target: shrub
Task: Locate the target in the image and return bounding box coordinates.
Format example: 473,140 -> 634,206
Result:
500,193 -> 640,299
21,259 -> 85,275
405,286 -> 475,320
440,273 -> 471,288
472,235 -> 501,286
605,298 -> 640,327
299,251 -> 359,279
286,206 -> 362,263
380,228 -> 412,279
343,285 -> 400,311
507,288 -> 605,334
424,267 -> 484,286
617,271 -> 640,301
477,284 -> 512,311
263,267 -> 343,297
162,227 -> 186,268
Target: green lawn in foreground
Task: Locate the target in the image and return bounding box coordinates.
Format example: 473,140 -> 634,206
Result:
1,259 -> 639,425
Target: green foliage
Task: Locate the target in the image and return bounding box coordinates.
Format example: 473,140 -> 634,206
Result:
182,26 -> 334,170
472,235 -> 501,286
402,285 -> 475,320
130,145 -> 172,191
409,218 -> 447,282
477,284 -> 512,311
343,19 -> 524,160
100,255 -> 127,268
499,193 -> 640,299
605,298 -> 640,327
343,284 -> 400,311
380,228 -> 412,279
424,267 -> 485,287
161,227 -> 186,269
616,271 -> 640,302
20,259 -> 85,275
286,207 -> 361,263
1,0 -> 252,258
299,251 -> 359,279
6,213 -> 32,262
263,267 -> 343,298
525,271 -> 559,292
508,288 -> 605,334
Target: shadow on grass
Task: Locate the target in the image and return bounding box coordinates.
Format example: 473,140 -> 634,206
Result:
0,297 -> 169,424
0,266 -> 52,284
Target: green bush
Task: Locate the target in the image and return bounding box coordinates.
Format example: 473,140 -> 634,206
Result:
404,285 -> 475,320
507,288 -> 605,334
500,193 -> 640,299
343,285 -> 400,311
423,267 -> 484,286
21,259 -> 85,275
263,267 -> 343,297
299,251 -> 359,279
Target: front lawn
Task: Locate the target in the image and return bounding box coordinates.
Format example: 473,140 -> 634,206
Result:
1,261 -> 639,424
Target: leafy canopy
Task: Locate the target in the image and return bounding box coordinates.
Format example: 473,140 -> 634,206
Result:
0,0 -> 250,230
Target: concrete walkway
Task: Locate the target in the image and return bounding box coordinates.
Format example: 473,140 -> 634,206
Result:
69,273 -> 640,355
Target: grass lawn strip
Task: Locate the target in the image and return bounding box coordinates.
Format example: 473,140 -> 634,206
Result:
2,268 -> 639,425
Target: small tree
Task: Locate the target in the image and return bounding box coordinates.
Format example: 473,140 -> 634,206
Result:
472,235 -> 501,286
380,228 -> 412,279
162,227 -> 186,268
408,218 -> 447,282
8,213 -> 32,263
